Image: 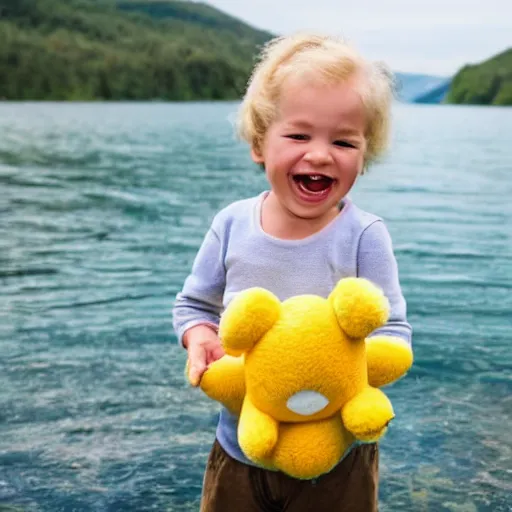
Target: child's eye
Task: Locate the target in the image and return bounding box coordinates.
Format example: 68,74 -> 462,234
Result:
334,140 -> 357,148
285,134 -> 309,141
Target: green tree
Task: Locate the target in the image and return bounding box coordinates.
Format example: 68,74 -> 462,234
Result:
0,0 -> 273,101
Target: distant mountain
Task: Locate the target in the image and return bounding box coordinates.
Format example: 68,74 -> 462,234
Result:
0,0 -> 273,100
394,72 -> 451,104
445,48 -> 512,106
0,0 -> 457,104
115,0 -> 271,41
412,81 -> 452,104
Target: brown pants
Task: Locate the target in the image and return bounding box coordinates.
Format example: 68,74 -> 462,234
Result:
200,439 -> 379,512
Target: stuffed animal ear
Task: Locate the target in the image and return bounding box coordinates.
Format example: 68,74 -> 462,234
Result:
329,278 -> 389,339
219,288 -> 281,356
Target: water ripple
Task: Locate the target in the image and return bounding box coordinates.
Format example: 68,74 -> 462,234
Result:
1,102 -> 511,511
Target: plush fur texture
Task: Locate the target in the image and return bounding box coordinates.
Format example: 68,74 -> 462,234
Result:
196,277 -> 413,479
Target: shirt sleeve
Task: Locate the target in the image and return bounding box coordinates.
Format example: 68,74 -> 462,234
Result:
357,220 -> 412,344
172,226 -> 226,345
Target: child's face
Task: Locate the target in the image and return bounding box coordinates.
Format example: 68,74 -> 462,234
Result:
252,76 -> 366,226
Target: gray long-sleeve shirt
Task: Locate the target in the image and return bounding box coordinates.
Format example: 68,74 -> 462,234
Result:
172,191 -> 412,469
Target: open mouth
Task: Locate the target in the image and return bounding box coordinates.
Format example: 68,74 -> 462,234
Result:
292,174 -> 335,194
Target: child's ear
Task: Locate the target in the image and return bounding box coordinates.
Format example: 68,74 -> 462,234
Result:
251,146 -> 264,164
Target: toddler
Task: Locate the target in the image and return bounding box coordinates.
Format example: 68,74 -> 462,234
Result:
173,32 -> 412,512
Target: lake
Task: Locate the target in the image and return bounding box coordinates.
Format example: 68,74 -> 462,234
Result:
1,102 -> 511,511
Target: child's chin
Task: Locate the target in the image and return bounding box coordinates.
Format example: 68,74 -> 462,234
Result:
291,203 -> 336,221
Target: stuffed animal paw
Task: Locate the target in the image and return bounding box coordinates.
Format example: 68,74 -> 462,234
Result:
341,386 -> 394,441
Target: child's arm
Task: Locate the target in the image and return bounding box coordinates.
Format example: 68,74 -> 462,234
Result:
172,224 -> 226,384
357,220 -> 412,344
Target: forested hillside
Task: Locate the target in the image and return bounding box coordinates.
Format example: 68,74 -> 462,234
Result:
0,0 -> 273,100
446,48 -> 512,106
6,0 -> 505,105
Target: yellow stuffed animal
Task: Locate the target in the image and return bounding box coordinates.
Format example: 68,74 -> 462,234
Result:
196,277 -> 413,479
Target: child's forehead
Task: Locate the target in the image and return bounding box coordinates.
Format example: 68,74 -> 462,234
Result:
268,77 -> 367,134
276,73 -> 364,103
276,77 -> 365,114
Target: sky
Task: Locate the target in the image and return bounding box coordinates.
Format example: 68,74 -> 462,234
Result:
205,0 -> 512,76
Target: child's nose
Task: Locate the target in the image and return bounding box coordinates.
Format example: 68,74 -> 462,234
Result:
303,145 -> 333,166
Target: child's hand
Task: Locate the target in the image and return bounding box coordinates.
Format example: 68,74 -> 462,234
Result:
184,325 -> 225,387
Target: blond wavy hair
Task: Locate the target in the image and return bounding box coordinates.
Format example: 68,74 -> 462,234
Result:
237,32 -> 395,169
